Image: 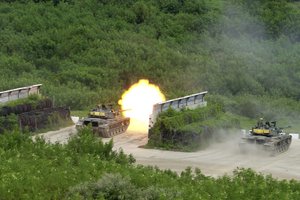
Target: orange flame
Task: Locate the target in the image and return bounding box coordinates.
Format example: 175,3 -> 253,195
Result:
118,79 -> 165,133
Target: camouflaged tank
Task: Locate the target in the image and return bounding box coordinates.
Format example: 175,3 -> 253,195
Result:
239,119 -> 292,156
76,105 -> 130,138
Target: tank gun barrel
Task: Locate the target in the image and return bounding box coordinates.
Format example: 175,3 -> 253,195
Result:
118,108 -> 132,112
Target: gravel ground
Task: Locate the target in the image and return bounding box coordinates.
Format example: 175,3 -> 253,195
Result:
39,126 -> 300,180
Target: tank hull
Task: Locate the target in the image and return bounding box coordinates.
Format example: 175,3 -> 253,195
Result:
76,117 -> 130,138
239,134 -> 292,156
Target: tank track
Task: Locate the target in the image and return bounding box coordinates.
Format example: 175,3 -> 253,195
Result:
239,135 -> 292,156
95,118 -> 130,138
263,135 -> 292,156
96,120 -> 129,138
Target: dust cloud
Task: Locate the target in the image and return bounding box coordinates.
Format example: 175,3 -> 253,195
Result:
38,125 -> 300,180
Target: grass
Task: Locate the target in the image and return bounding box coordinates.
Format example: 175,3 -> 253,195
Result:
71,110 -> 89,118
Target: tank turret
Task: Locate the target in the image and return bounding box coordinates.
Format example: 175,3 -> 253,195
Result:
88,104 -> 119,119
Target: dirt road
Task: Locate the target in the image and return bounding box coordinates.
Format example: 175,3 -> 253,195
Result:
39,126 -> 300,180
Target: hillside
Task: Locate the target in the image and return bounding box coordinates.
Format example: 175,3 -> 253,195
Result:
0,0 -> 299,114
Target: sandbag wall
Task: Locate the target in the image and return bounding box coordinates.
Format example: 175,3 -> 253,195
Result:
0,98 -> 53,116
18,107 -> 71,131
0,98 -> 71,133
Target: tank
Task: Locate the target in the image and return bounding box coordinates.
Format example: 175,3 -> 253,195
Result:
76,105 -> 130,138
239,119 -> 292,156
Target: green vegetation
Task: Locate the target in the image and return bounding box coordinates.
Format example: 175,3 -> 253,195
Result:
71,110 -> 89,118
0,0 -> 299,113
0,94 -> 72,134
1,0 -> 300,198
208,94 -> 300,132
0,128 -> 134,199
1,128 -> 300,199
148,94 -> 300,151
0,114 -> 19,133
0,95 -> 48,133
148,102 -> 241,151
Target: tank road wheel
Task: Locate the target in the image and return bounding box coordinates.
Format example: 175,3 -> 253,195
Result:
109,131 -> 114,137
284,143 -> 288,151
102,133 -> 106,138
102,130 -> 110,138
108,131 -> 112,137
282,144 -> 286,151
278,144 -> 282,152
282,143 -> 286,152
276,145 -> 280,153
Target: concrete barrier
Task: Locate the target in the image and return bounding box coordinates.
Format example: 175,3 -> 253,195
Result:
149,91 -> 208,129
0,84 -> 42,104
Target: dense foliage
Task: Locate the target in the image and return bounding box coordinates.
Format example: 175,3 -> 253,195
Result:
0,0 -> 299,111
1,128 -> 300,199
0,114 -> 18,133
208,94 -> 300,131
148,102 -> 240,151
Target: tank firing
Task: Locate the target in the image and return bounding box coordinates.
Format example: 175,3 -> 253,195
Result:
118,79 -> 165,133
